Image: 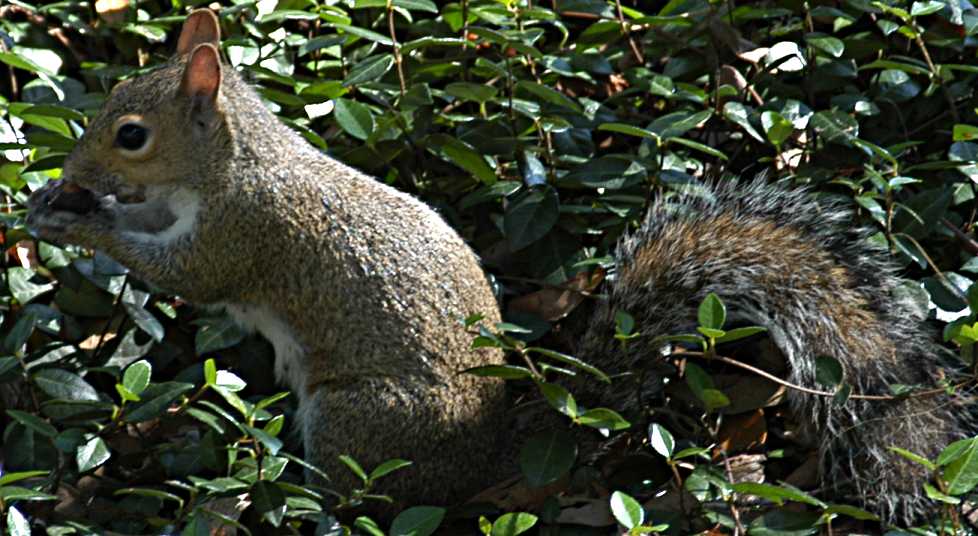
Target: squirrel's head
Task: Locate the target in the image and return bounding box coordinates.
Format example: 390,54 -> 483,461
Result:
61,9 -> 227,202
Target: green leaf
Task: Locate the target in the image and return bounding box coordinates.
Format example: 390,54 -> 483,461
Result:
648,423 -> 674,458
122,23 -> 167,43
6,410 -> 57,438
3,313 -> 36,354
667,136 -> 728,160
911,1 -> 945,16
942,438 -> 978,494
811,110 -> 858,146
389,506 -> 446,536
6,506 -> 30,536
731,482 -> 825,507
697,327 -> 725,339
490,512 -> 538,536
445,82 -> 498,103
0,487 -> 57,502
123,382 -> 194,422
393,0 -> 439,12
33,369 -> 99,401
699,389 -> 730,411
369,459 -> 413,481
749,510 -> 821,534
122,360 -> 152,396
527,347 -> 609,382
598,122 -> 659,141
577,408 -> 631,431
715,326 -> 766,343
204,358 -> 218,386
333,98 -> 376,141
186,408 -> 226,434
0,51 -> 54,75
806,34 -> 844,57
924,483 -> 961,504
194,316 -> 246,355
332,23 -> 394,46
21,104 -> 85,121
76,434 -> 111,472
0,471 -> 49,487
822,503 -> 879,520
615,311 -> 635,335
760,110 -> 793,146
697,292 -> 726,330
215,370 -> 246,392
251,481 -> 287,527
355,517 -> 386,536
684,362 -> 730,411
479,516 -> 492,535
338,454 -> 369,482
123,301 -> 164,343
114,487 -> 185,509
610,491 -> 644,529
8,267 -> 54,305
353,0 -> 438,12
429,135 -> 497,184
814,355 -> 844,388
953,124 -> 978,142
516,81 -> 582,112
649,110 -> 712,138
343,54 -> 395,87
723,102 -> 764,142
538,382 -> 578,418
246,425 -> 283,455
519,429 -> 577,487
504,188 -> 559,251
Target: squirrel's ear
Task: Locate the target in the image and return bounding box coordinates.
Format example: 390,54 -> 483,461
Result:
176,9 -> 220,56
180,43 -> 222,103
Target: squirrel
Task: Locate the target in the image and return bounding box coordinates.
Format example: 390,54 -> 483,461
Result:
26,9 -> 507,515
24,8 -> 968,527
574,179 -> 966,525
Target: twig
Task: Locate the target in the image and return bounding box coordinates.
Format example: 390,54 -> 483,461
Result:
386,0 -> 406,97
613,0 -> 644,64
558,11 -> 603,20
941,217 -> 978,256
893,232 -> 965,300
92,275 -> 130,363
720,453 -> 746,536
914,34 -> 960,123
461,0 -> 470,80
674,349 -> 973,401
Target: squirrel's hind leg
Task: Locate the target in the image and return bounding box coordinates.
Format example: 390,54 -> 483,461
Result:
299,373 -> 507,520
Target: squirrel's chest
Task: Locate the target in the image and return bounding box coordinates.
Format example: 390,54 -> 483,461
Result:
223,303 -> 307,396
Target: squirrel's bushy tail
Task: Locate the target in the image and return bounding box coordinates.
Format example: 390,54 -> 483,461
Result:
580,177 -> 971,524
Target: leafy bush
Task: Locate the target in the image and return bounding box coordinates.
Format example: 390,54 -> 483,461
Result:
5,0 -> 978,533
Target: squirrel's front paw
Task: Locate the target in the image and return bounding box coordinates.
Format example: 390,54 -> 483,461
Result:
26,181 -> 116,245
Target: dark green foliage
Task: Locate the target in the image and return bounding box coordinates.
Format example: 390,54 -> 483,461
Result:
5,0 -> 978,533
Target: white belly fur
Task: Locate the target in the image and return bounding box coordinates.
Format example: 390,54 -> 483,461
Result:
223,303 -> 307,398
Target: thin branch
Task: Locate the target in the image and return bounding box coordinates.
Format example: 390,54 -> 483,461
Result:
613,0 -> 644,64
942,217 -> 978,256
674,349 -> 973,402
914,33 -> 960,123
720,453 -> 746,536
893,232 -> 965,300
386,0 -> 406,97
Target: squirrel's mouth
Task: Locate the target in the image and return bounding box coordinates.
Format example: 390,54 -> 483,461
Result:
44,180 -> 147,215
47,181 -> 99,215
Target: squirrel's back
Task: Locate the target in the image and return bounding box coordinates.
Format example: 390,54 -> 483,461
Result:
580,178 -> 970,523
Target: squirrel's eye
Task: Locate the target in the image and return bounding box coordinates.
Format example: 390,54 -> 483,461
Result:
111,115 -> 155,160
116,123 -> 149,150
